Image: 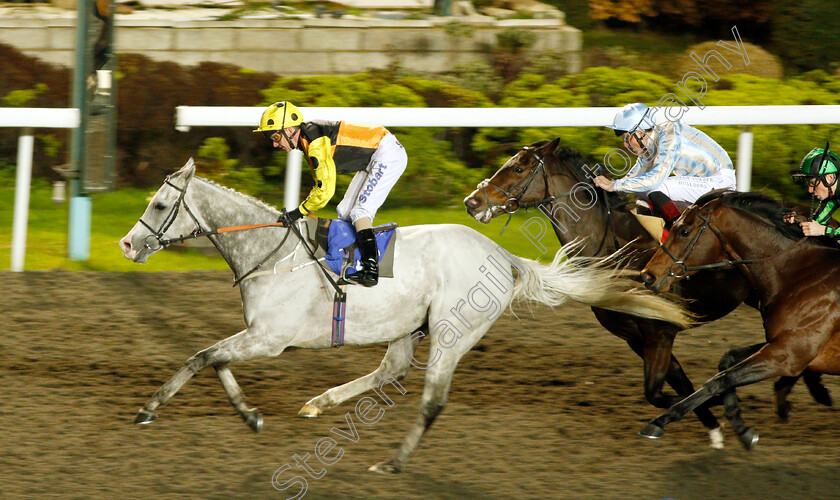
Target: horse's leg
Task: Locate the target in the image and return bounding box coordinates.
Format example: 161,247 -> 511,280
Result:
368,323 -> 489,474
803,369 -> 833,406
640,336 -> 823,441
215,363 -> 263,432
299,331 -> 423,417
663,353 -> 725,449
717,343 -> 765,449
613,315 -> 723,447
775,369 -> 833,423
774,374 -> 800,423
135,347 -> 216,425
136,327 -> 281,428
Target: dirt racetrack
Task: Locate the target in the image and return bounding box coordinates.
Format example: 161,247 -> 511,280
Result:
4,270 -> 839,500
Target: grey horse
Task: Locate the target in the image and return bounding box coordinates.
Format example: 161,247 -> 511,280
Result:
119,158 -> 691,473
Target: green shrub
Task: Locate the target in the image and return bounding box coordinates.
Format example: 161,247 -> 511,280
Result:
771,0 -> 840,73
260,73 -> 484,208
472,67 -> 840,204
0,43 -> 70,179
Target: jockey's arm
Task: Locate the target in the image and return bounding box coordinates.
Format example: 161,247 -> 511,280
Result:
613,126 -> 680,193
299,136 -> 337,215
805,199 -> 840,239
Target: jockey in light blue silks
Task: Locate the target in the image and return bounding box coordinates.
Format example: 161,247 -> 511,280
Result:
594,103 -> 736,236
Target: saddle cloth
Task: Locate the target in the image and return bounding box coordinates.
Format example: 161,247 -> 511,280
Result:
631,199 -> 695,242
633,212 -> 665,242
304,218 -> 398,279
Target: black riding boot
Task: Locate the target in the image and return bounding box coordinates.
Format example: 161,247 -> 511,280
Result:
347,228 -> 379,287
648,191 -> 681,230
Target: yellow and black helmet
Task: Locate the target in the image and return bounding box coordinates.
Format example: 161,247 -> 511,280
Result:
254,101 -> 303,133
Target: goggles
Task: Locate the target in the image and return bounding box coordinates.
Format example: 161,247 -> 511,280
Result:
263,130 -> 283,142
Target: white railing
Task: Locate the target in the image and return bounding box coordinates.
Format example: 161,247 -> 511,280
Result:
175,105 -> 840,129
176,105 -> 840,207
3,108 -> 81,272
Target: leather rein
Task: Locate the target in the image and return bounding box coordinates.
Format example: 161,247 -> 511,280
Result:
136,175 -> 295,286
655,210 -> 756,284
478,146 -> 620,253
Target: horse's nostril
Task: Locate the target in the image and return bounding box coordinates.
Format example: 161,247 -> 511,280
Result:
120,238 -> 131,252
641,271 -> 656,285
466,197 -> 479,208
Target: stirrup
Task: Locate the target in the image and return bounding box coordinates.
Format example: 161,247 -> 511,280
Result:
346,269 -> 378,287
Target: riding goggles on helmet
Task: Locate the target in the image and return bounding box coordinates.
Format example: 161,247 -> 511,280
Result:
607,102 -> 656,136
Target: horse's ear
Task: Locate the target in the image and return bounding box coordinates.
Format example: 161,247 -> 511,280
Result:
542,137 -> 562,156
178,157 -> 196,180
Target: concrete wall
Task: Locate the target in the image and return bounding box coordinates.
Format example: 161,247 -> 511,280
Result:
0,17 -> 582,75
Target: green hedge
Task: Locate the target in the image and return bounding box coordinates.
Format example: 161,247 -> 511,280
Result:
3,42 -> 840,207
472,67 -> 840,202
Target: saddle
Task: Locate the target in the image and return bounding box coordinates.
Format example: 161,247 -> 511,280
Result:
304,217 -> 398,280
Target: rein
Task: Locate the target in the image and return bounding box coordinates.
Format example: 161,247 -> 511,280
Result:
479,147 -> 619,251
653,206 -> 816,295
657,211 -> 756,284
478,147 -> 572,234
136,176 -> 318,287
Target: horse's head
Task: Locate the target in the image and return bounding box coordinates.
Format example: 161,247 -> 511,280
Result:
120,158 -> 198,263
640,198 -> 729,293
465,137 -> 569,223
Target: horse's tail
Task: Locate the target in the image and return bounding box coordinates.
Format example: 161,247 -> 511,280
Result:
507,244 -> 693,329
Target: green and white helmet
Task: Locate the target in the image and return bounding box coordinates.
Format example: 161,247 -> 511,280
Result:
793,145 -> 840,180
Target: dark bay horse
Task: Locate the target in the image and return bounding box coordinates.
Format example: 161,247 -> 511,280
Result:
639,190 -> 840,444
464,138 -> 825,448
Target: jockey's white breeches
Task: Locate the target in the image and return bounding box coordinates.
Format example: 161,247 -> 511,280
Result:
643,168 -> 737,205
337,133 -> 407,224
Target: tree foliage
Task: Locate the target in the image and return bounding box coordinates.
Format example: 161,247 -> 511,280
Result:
260,74 -> 486,208
771,0 -> 840,73
2,43 -> 840,208
473,67 -> 840,202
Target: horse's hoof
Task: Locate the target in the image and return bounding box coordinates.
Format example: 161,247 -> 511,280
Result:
639,422 -> 666,439
244,410 -> 263,433
775,401 -> 792,423
368,460 -> 402,474
811,388 -> 833,407
738,427 -> 759,450
708,425 -> 725,450
135,409 -> 157,425
298,404 -> 322,418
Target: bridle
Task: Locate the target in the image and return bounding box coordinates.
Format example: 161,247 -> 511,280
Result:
138,174 -> 202,251
134,175 -> 296,286
653,208 -> 755,291
476,146 -> 620,252
477,146 -> 564,215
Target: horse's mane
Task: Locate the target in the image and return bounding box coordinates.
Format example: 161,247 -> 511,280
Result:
529,139 -> 631,207
705,190 -> 838,248
193,175 -> 280,214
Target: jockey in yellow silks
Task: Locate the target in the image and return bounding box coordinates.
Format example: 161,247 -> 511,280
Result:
255,101 -> 407,287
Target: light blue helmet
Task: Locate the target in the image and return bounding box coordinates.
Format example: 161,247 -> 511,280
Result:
606,103 -> 656,136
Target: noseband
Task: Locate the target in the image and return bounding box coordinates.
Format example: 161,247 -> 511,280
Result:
134,176 -> 306,287
137,175 -> 203,251
478,146 -> 566,214
476,146 -> 619,252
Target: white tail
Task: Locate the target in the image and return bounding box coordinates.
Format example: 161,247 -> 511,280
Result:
507,244 -> 692,329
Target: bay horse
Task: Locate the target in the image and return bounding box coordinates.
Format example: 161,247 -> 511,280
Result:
119,159 -> 690,473
639,190 -> 839,444
464,138 -> 827,448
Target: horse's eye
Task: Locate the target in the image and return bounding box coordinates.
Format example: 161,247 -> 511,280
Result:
679,228 -> 690,237
514,167 -> 524,174
154,202 -> 166,211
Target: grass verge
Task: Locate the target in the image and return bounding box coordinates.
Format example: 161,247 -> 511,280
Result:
1,179 -> 562,272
